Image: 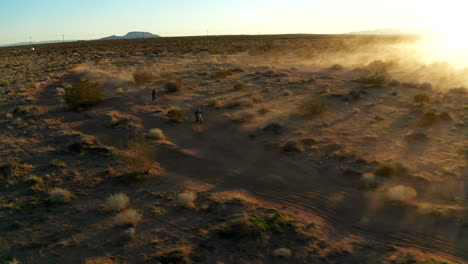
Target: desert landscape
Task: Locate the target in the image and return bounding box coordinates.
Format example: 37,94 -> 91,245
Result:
0,34 -> 467,264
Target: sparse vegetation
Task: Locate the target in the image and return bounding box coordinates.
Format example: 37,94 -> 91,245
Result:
148,128 -> 165,140
375,163 -> 396,177
418,111 -> 441,126
233,82 -> 245,91
298,98 -> 330,116
105,193 -> 130,212
114,209 -> 142,226
48,188 -> 72,203
414,93 -> 431,105
65,79 -> 102,111
167,109 -> 184,122
132,70 -> 154,86
176,191 -> 197,208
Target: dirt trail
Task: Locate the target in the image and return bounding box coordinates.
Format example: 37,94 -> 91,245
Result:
36,72 -> 468,263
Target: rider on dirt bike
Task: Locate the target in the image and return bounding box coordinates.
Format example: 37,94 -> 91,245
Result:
194,107 -> 203,123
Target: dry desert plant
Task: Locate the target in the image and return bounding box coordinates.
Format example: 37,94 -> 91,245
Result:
132,70 -> 154,86
298,98 -> 330,117
148,128 -> 165,140
386,185 -> 417,201
167,109 -> 184,122
114,209 -> 142,226
65,79 -> 102,111
105,193 -> 130,212
177,191 -> 197,208
49,188 -> 72,203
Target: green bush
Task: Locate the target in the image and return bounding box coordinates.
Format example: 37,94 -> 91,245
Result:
167,109 -> 184,122
65,80 -> 102,111
414,93 -> 431,105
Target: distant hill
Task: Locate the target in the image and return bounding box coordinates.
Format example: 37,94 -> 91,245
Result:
100,31 -> 160,40
348,28 -> 418,35
0,40 -> 77,48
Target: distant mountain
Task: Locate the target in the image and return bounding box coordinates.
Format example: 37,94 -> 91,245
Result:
348,28 -> 418,35
100,31 -> 160,40
0,40 -> 76,47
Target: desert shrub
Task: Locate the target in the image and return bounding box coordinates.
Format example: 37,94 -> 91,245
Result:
213,69 -> 233,79
273,248 -> 292,257
84,256 -> 116,264
114,209 -> 142,226
148,128 -> 165,140
298,98 -> 330,116
167,109 -> 184,122
413,94 -> 430,105
374,163 -> 396,177
176,191 -> 197,208
330,64 -> 344,71
118,140 -> 157,176
233,82 -> 245,91
105,193 -> 130,212
49,188 -> 71,203
210,99 -> 224,108
355,71 -> 389,86
233,111 -> 256,123
283,140 -> 305,153
387,79 -> 400,87
283,89 -> 293,96
65,80 -> 102,111
386,185 -> 417,201
249,92 -> 263,103
418,111 -> 441,126
164,81 -> 183,93
132,70 -> 154,86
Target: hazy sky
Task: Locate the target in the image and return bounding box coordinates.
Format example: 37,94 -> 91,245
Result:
0,0 -> 464,45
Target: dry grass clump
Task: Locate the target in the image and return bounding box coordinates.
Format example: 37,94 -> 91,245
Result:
118,140 -> 157,176
114,209 -> 142,226
413,93 -> 430,105
105,193 -> 130,212
249,92 -> 263,103
233,82 -> 245,91
167,109 -> 184,122
49,188 -> 72,203
374,163 -> 396,177
272,248 -> 292,257
84,256 -> 117,264
164,80 -> 183,93
65,79 -> 102,111
330,64 -> 344,71
298,98 -> 330,117
386,185 -> 417,201
210,98 -> 224,108
176,191 -> 197,208
148,128 -> 165,140
232,111 -> 256,123
418,111 -> 441,126
132,70 -> 154,86
283,140 -> 305,153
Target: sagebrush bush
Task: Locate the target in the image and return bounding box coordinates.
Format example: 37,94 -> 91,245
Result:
164,81 -> 183,93
148,128 -> 165,140
386,185 -> 417,201
119,140 -> 156,175
298,98 -> 330,116
234,82 -> 245,91
167,109 -> 184,122
354,68 -> 390,86
85,256 -> 116,264
105,193 -> 130,212
375,163 -> 396,177
414,94 -> 430,105
132,71 -> 154,86
114,209 -> 142,226
65,80 -> 102,111
49,188 -> 71,203
418,111 -> 441,126
177,191 -> 197,208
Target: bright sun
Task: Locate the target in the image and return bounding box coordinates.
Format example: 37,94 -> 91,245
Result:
417,5 -> 468,68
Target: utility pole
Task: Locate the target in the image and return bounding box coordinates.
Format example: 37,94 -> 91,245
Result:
62,34 -> 65,43
29,36 -> 32,46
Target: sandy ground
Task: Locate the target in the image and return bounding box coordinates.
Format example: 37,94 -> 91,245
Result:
0,47 -> 467,263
